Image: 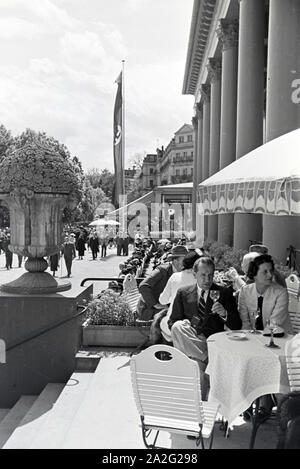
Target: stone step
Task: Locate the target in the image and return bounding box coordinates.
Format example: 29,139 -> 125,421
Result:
29,372 -> 94,449
75,350 -> 101,372
60,354 -> 149,449
3,383 -> 64,449
75,347 -> 135,373
0,410 -> 10,424
0,396 -> 37,448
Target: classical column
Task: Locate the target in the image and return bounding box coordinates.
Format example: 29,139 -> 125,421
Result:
195,103 -> 204,244
192,114 -> 198,232
207,58 -> 222,242
263,0 -> 300,261
233,0 -> 265,250
201,84 -> 211,240
216,19 -> 239,246
196,103 -> 203,185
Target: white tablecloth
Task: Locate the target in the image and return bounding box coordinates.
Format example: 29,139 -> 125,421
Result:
206,331 -> 292,426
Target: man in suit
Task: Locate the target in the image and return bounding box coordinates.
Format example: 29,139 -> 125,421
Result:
168,257 -> 241,397
136,244 -> 189,321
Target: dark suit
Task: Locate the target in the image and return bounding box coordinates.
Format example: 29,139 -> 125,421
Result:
136,263 -> 173,321
168,283 -> 241,338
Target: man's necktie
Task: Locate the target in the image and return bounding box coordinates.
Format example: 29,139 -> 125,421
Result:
255,296 -> 264,330
198,290 -> 206,319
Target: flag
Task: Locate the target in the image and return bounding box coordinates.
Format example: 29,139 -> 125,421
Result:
113,71 -> 124,208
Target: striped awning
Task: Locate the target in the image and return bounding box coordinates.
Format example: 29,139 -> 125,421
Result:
199,129 -> 300,216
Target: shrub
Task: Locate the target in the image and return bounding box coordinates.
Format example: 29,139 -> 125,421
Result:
203,240 -> 247,273
86,289 -> 135,326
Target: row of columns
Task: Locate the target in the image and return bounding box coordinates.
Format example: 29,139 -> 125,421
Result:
193,0 -> 300,261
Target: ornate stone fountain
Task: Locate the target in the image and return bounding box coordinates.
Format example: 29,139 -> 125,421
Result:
0,130 -> 82,294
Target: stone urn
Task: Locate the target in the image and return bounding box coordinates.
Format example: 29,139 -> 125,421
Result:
0,130 -> 83,294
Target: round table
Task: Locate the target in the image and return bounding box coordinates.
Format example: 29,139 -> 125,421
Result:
206,331 -> 292,426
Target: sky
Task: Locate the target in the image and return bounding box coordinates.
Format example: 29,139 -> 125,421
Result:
0,0 -> 195,172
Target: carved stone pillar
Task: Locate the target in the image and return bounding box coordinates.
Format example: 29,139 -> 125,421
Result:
233,0 -> 265,250
192,114 -> 198,233
200,84 -> 211,240
216,19 -> 239,246
263,0 -> 300,261
207,58 -> 222,242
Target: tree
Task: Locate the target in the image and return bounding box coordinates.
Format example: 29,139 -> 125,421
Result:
80,181 -> 109,222
0,124 -> 14,160
85,168 -> 115,200
127,152 -> 146,171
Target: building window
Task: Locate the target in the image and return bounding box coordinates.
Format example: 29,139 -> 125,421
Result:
179,136 -> 184,143
149,179 -> 154,188
187,135 -> 193,142
191,168 -> 193,176
176,152 -> 180,157
183,168 -> 187,175
191,151 -> 193,157
150,168 -> 154,175
176,169 -> 180,176
183,151 -> 187,157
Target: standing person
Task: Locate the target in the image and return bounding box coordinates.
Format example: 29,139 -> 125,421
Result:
76,234 -> 85,260
49,253 -> 59,277
17,254 -> 23,268
2,234 -> 12,269
99,227 -> 109,258
61,236 -> 76,278
89,232 -> 99,260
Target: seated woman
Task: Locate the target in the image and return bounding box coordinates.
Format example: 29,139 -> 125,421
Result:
238,254 -> 292,333
159,251 -> 201,343
238,254 -> 293,420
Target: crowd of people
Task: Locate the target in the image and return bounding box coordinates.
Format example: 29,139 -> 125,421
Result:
134,239 -> 293,420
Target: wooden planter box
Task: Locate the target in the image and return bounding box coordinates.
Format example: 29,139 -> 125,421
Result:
82,322 -> 150,347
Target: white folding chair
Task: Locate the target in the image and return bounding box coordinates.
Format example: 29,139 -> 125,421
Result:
130,344 -> 220,449
286,274 -> 300,334
121,273 -> 141,314
285,333 -> 300,391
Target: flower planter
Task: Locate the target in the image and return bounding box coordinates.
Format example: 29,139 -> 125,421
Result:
82,323 -> 150,347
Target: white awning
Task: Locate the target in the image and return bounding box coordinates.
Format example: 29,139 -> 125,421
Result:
199,129 -> 300,216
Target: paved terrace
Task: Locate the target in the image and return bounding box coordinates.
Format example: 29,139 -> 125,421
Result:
0,247 -> 280,449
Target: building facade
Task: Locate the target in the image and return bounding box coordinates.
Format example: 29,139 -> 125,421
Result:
183,0 -> 300,261
138,124 -> 195,194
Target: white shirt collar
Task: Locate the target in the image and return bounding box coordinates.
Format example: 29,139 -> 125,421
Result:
197,285 -> 209,302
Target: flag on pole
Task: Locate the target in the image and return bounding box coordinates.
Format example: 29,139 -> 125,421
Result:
113,71 -> 124,208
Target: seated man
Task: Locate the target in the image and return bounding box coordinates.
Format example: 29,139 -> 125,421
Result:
136,245 -> 188,321
168,256 -> 241,399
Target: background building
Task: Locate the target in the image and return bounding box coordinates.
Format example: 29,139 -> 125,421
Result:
138,123 -> 194,194
183,0 -> 300,261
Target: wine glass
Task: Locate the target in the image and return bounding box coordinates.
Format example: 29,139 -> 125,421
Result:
210,290 -> 220,303
265,318 -> 280,348
249,310 -> 262,334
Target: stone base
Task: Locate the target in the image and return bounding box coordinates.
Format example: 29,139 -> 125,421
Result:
0,272 -> 71,294
0,284 -> 93,407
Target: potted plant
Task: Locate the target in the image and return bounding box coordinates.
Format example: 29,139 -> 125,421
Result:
82,289 -> 150,347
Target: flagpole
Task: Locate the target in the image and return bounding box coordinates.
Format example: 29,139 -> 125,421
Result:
121,60 -> 126,236
122,59 -> 125,200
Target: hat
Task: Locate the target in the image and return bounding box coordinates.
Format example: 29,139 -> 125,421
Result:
169,245 -> 189,259
249,244 -> 268,254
